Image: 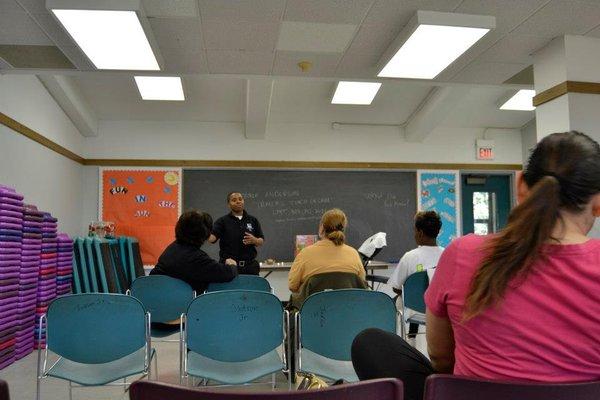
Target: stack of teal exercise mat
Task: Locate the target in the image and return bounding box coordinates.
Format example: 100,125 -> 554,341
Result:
0,184 -> 74,370
71,236 -> 145,295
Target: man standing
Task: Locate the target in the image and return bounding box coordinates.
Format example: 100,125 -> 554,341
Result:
388,211 -> 444,339
209,192 -> 264,275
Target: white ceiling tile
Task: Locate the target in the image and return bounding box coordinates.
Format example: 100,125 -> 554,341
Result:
14,0 -> 47,14
512,0 -> 600,37
0,0 -> 24,14
29,12 -> 74,46
455,0 -> 550,34
344,23 -> 399,56
277,21 -> 357,52
335,51 -> 380,77
362,0 -> 463,27
149,17 -> 203,51
0,12 -> 52,45
452,61 -> 529,84
273,51 -> 342,77
203,19 -> 280,51
206,50 -> 274,74
199,0 -> 286,22
60,45 -> 94,70
284,0 -> 375,24
161,48 -> 208,74
142,0 -> 199,17
479,34 -> 550,64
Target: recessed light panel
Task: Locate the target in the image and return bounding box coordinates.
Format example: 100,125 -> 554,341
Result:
331,81 -> 382,105
51,9 -> 159,70
500,90 -> 536,111
135,76 -> 184,101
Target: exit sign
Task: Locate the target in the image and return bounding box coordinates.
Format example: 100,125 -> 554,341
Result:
476,140 -> 495,160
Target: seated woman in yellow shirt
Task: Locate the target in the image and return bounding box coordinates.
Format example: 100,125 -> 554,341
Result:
288,208 -> 366,293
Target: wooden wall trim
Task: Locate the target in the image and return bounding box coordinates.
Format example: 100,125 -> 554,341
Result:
84,159 -> 522,170
533,81 -> 600,107
1,112 -> 522,171
0,112 -> 85,164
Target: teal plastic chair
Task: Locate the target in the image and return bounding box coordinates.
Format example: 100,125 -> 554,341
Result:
36,294 -> 156,400
72,238 -> 89,294
205,275 -> 272,293
400,271 -> 429,339
83,237 -> 101,292
296,289 -> 397,382
129,275 -> 195,339
118,236 -> 132,286
126,237 -> 146,282
181,290 -> 288,387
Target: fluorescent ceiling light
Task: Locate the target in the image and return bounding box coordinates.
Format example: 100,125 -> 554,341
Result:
135,76 -> 184,101
378,11 -> 495,79
331,81 -> 382,105
499,89 -> 536,111
50,9 -> 159,70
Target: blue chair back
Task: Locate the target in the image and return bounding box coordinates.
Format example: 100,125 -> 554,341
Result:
46,294 -> 146,364
424,374 -> 600,400
131,275 -> 194,323
403,271 -> 429,313
186,290 -> 283,362
206,275 -> 271,293
299,289 -> 396,361
72,237 -> 89,293
83,237 -> 101,292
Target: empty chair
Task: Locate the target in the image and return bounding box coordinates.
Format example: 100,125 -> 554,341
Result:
108,238 -> 130,291
129,275 -> 195,338
424,374 -> 600,400
126,237 -> 146,282
296,289 -> 396,382
72,237 -> 90,293
181,290 -> 287,386
400,271 -> 429,339
205,275 -> 271,293
36,293 -> 156,400
129,378 -> 404,400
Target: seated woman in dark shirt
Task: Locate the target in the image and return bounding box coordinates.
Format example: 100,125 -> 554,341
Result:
150,210 -> 238,293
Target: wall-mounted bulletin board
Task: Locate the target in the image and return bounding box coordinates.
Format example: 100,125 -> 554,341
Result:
417,170 -> 461,248
99,168 -> 182,265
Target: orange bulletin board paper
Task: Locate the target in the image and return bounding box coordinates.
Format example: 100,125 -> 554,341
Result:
100,169 -> 181,265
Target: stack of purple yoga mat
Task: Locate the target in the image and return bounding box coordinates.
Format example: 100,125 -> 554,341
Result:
34,213 -> 58,350
0,185 -> 24,370
56,234 -> 73,296
15,204 -> 43,360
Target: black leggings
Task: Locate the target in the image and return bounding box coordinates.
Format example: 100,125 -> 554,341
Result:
351,328 -> 435,400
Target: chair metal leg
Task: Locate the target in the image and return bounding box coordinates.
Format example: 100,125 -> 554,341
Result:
153,352 -> 159,380
35,375 -> 41,400
68,380 -> 73,400
123,377 -> 127,392
271,373 -> 276,389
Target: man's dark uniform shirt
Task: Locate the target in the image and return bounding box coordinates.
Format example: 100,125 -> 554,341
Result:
212,210 -> 264,274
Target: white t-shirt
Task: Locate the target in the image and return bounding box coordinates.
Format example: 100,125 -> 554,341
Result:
387,245 -> 445,289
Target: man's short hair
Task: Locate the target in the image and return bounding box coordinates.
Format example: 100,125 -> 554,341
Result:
226,192 -> 242,202
414,211 -> 442,239
175,210 -> 213,246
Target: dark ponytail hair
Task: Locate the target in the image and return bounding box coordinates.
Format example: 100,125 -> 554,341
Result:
465,131 -> 600,319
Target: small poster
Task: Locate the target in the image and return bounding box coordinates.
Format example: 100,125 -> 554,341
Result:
100,168 -> 182,265
295,234 -> 318,257
417,171 -> 461,247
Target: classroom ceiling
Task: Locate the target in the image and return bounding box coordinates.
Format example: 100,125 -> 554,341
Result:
1,0 -> 599,133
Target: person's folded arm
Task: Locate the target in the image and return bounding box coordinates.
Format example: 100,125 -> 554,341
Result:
426,309 -> 455,373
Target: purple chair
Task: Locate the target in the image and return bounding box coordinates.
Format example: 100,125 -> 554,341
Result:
0,379 -> 9,400
129,379 -> 403,400
424,374 -> 600,400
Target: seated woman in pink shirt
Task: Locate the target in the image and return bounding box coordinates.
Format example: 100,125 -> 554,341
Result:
352,131 -> 600,400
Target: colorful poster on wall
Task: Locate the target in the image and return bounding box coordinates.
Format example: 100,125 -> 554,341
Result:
417,171 -> 461,248
100,168 -> 182,265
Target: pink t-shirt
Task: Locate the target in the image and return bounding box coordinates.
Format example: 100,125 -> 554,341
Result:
425,234 -> 600,382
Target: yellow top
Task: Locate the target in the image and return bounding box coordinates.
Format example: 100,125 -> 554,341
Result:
288,239 -> 365,292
